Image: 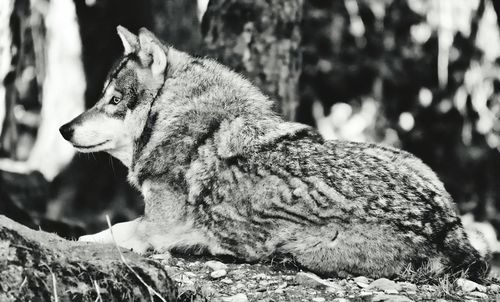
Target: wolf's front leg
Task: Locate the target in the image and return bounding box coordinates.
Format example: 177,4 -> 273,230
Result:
79,217 -> 150,254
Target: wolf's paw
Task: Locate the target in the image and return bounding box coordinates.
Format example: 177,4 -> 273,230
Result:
79,233 -> 149,254
78,218 -> 149,254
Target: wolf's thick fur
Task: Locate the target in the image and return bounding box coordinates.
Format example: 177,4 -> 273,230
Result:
60,26 -> 488,280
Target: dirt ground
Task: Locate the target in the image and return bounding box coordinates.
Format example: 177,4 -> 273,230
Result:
160,253 -> 500,302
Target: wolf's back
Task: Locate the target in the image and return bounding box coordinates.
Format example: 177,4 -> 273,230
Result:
215,127 -> 489,279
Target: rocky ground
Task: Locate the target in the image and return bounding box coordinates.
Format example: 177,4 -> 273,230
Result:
154,254 -> 500,302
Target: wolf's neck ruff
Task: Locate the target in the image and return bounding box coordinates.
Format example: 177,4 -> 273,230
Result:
131,48 -> 170,171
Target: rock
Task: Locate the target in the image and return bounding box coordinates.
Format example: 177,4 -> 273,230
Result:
356,282 -> 369,288
353,276 -> 370,284
221,278 -> 233,284
220,293 -> 248,302
468,291 -> 489,299
456,278 -> 487,293
368,278 -> 402,291
312,298 -> 325,302
205,260 -> 228,271
489,284 -> 500,293
398,282 -> 417,292
332,299 -> 350,302
151,253 -> 171,261
294,272 -> 338,289
211,269 -> 227,279
184,272 -> 197,278
359,291 -> 373,297
277,282 -> 288,289
372,294 -> 413,302
275,288 -> 284,294
385,289 -> 399,295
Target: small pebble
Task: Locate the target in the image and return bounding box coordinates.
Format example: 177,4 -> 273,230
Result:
353,276 -> 370,284
372,294 -> 413,302
312,298 -> 325,302
398,282 -> 417,292
368,278 -> 402,292
220,293 -> 248,302
456,278 -> 486,293
277,282 -> 288,289
151,253 -> 171,261
221,278 -> 233,284
295,272 -> 333,288
211,269 -> 227,279
357,282 -> 369,288
184,272 -> 196,278
489,284 -> 500,293
332,299 -> 350,302
359,291 -> 373,297
205,260 -> 228,271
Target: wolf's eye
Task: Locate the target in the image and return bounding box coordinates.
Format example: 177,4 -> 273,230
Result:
109,96 -> 121,105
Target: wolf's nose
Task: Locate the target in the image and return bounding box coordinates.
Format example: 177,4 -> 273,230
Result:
59,123 -> 74,141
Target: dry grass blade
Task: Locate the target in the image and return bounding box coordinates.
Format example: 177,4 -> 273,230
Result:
93,280 -> 103,302
105,215 -> 167,302
42,263 -> 59,302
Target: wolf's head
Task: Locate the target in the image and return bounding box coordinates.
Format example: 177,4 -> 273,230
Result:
59,26 -> 176,165
60,26 -> 279,175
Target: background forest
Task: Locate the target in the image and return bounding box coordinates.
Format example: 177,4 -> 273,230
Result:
1,0 -> 500,248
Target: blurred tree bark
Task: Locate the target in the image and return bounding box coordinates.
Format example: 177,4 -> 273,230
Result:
202,0 -> 304,121
0,0 -> 46,160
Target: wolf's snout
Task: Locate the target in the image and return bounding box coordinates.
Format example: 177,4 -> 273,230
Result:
59,123 -> 74,141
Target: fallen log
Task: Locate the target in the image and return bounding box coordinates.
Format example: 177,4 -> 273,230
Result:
0,215 -> 178,301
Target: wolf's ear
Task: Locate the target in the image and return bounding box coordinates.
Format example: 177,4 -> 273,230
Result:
138,28 -> 167,76
117,25 -> 139,55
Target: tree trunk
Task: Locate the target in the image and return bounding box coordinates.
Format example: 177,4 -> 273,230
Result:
0,215 -> 178,302
201,0 -> 303,121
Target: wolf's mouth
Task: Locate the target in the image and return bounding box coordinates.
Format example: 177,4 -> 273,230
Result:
73,140 -> 110,149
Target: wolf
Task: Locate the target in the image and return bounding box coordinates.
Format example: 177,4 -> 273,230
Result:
59,26 -> 488,280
